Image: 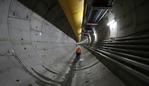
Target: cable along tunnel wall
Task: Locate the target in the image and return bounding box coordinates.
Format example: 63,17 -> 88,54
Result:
0,0 -> 76,85
86,0 -> 149,86
0,0 -> 126,86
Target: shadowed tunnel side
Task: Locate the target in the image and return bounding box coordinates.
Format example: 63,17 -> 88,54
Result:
0,0 -> 125,86
82,0 -> 149,86
0,0 -> 149,86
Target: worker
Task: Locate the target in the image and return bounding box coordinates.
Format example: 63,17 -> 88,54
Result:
73,46 -> 81,64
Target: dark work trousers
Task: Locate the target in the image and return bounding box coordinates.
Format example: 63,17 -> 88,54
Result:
73,53 -> 81,64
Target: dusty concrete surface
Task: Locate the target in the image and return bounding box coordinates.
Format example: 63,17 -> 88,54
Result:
71,47 -> 125,86
91,0 -> 149,86
0,0 -> 126,86
0,0 -> 76,85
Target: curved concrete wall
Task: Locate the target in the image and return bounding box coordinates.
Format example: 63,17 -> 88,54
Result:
94,0 -> 149,43
88,0 -> 149,86
0,0 -> 76,85
0,0 -> 127,86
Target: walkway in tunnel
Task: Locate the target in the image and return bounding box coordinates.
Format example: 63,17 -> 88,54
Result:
0,0 -> 126,86
66,47 -> 126,86
1,0 -> 149,86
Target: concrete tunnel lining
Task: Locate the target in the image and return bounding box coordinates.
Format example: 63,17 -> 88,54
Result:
0,0 -> 126,86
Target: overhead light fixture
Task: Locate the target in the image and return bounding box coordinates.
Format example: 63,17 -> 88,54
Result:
107,20 -> 117,28
93,28 -> 97,42
107,19 -> 117,38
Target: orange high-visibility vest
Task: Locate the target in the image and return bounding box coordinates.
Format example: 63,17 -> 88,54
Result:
76,47 -> 81,54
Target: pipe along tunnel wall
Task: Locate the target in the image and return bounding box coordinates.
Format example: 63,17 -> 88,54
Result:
86,0 -> 149,86
0,0 -> 126,86
1,0 -> 149,86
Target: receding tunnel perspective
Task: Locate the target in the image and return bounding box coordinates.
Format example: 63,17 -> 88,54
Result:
0,0 -> 149,86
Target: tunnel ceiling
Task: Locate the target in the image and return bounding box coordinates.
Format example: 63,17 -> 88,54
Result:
18,0 -> 77,41
59,0 -> 84,42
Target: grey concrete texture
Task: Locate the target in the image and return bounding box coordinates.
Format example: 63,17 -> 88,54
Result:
111,0 -> 149,37
17,0 -> 77,41
95,0 -> 149,40
90,0 -> 149,85
71,47 -> 126,86
0,0 -> 126,86
0,0 -> 76,85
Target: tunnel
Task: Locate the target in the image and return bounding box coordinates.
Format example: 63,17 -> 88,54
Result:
0,0 -> 149,86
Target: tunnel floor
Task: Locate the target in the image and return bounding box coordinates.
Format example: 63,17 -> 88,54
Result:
63,47 -> 126,86
0,0 -> 127,86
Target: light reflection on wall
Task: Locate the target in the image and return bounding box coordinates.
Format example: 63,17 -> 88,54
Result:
93,27 -> 97,42
107,19 -> 117,38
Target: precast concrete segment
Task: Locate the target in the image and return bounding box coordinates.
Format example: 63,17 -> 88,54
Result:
0,0 -> 76,85
0,0 -> 126,86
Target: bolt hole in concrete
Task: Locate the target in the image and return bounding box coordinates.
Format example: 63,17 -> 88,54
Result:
87,72 -> 90,74
24,47 -> 27,50
85,80 -> 89,83
28,84 -> 32,86
35,26 -> 38,28
26,15 -> 29,19
16,79 -> 20,82
21,38 -> 23,40
13,12 -> 15,16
